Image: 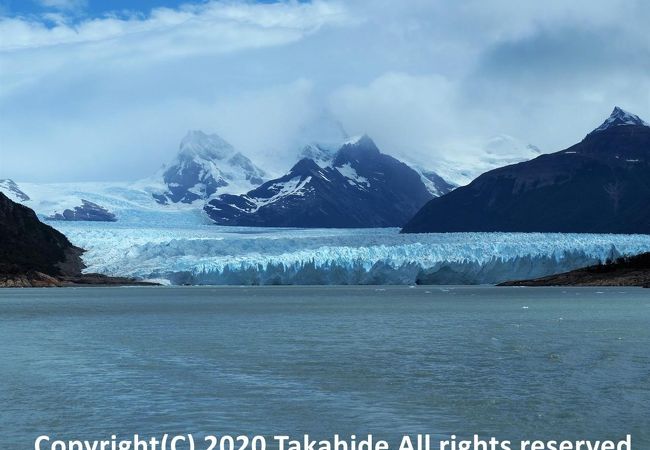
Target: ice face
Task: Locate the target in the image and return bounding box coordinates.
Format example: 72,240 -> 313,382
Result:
48,220 -> 650,285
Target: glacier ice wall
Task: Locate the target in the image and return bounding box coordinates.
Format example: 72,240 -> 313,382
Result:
50,222 -> 650,285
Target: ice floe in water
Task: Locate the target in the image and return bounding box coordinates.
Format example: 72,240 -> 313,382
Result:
48,220 -> 650,285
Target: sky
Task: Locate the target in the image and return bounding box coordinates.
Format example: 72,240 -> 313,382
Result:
0,0 -> 649,182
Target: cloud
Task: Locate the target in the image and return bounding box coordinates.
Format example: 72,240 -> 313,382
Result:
0,0 -> 648,182
0,1 -> 354,181
329,73 -> 459,161
0,74 -> 319,182
0,1 -> 351,51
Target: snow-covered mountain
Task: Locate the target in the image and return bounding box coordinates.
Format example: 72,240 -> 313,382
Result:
292,111 -> 349,163
590,106 -> 649,134
431,135 -> 542,186
153,130 -> 266,204
204,135 -> 436,228
296,137 -> 455,197
0,179 -> 30,202
290,112 -> 455,197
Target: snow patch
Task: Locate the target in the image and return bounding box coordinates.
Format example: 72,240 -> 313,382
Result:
342,135 -> 364,146
299,144 -> 336,168
245,176 -> 313,212
335,163 -> 370,187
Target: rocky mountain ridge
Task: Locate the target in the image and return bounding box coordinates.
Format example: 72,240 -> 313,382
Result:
205,135 -> 437,228
402,107 -> 650,234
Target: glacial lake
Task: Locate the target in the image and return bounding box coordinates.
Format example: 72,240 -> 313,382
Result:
0,286 -> 648,448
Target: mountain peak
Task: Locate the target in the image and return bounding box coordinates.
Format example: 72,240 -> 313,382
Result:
334,135 -> 380,165
342,134 -> 374,147
155,131 -> 265,204
291,157 -> 323,174
179,130 -> 235,161
204,134 -> 434,228
299,144 -> 336,167
591,107 -> 649,134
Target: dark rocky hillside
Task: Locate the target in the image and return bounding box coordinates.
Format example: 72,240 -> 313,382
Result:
402,107 -> 650,234
0,192 -> 84,277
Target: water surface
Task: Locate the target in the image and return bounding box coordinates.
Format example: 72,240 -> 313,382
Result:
0,286 -> 648,447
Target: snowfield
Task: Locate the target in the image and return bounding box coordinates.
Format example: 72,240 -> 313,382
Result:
49,218 -> 650,285
2,180 -> 212,226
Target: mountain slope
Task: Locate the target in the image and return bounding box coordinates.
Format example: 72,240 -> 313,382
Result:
0,179 -> 30,202
154,130 -> 266,204
0,192 -> 84,276
415,168 -> 456,197
297,138 -> 455,198
204,135 -> 434,228
402,107 -> 650,234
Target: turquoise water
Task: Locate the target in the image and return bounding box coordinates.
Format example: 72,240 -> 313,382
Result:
0,286 -> 648,448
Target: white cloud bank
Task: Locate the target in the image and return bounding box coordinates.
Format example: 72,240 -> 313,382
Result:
0,0 -> 648,182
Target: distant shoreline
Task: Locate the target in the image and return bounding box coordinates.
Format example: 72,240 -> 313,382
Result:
500,253 -> 650,288
0,272 -> 159,288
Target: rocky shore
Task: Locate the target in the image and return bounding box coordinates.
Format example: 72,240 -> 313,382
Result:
0,272 -> 157,288
500,252 -> 650,287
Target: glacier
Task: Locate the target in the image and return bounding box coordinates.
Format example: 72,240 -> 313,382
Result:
49,218 -> 650,285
